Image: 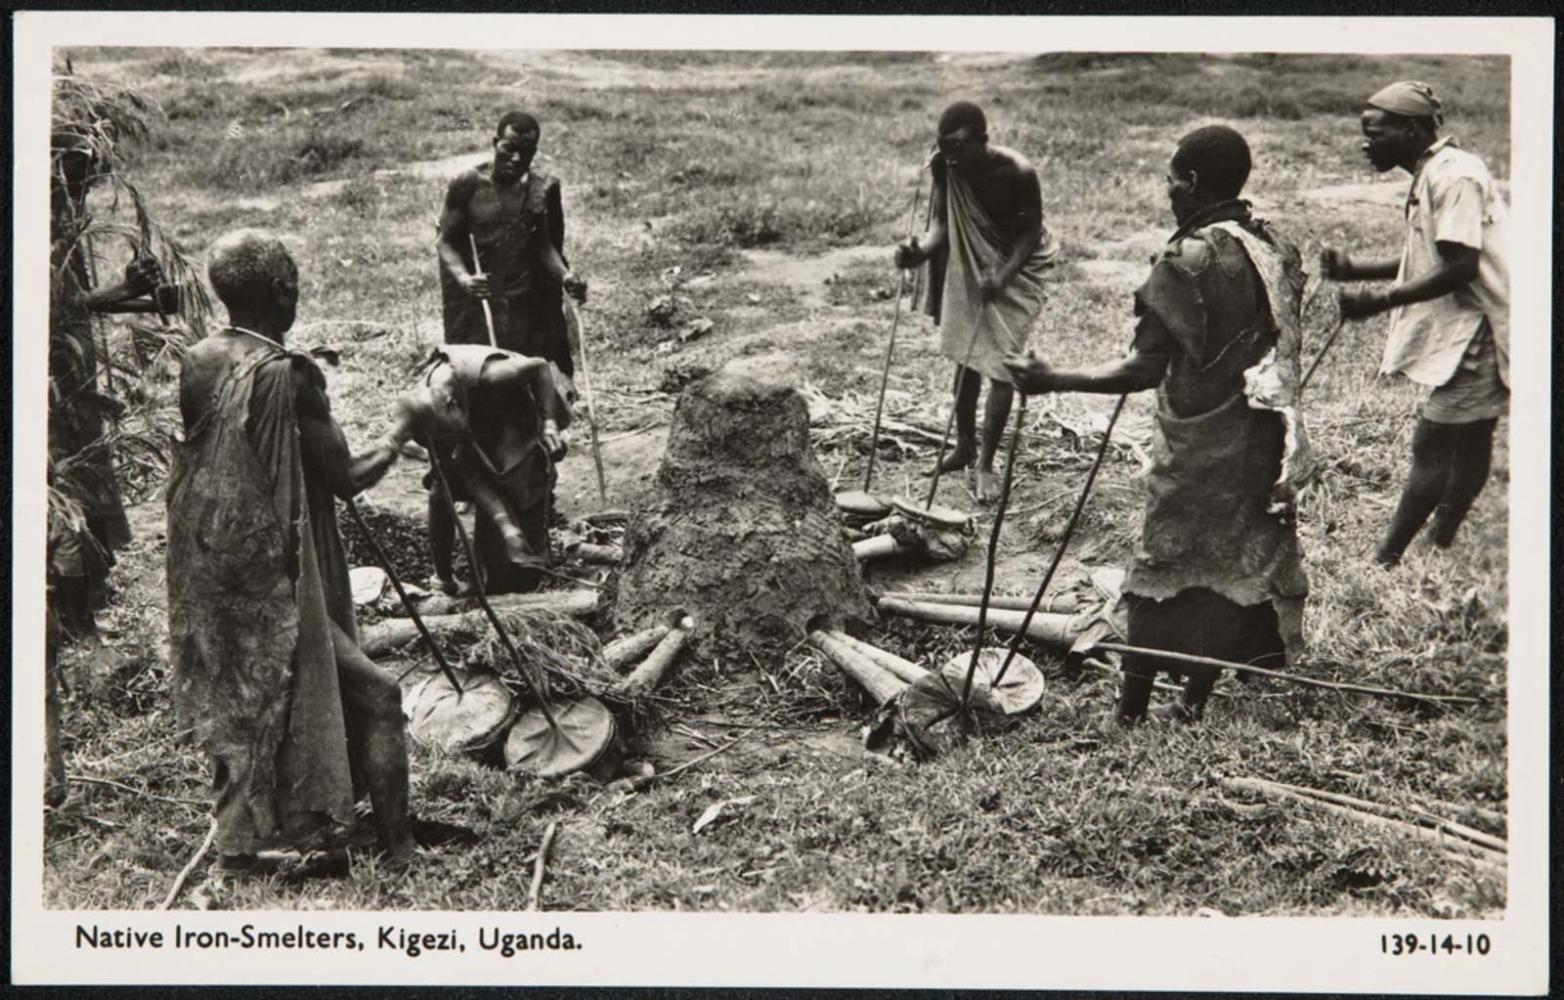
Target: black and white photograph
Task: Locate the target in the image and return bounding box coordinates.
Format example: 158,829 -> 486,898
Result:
9,11 -> 1553,993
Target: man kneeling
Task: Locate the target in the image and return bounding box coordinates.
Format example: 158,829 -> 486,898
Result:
169,230 -> 417,874
1005,126 -> 1315,724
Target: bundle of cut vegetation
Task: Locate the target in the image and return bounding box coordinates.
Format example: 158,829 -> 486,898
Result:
49,73 -> 212,533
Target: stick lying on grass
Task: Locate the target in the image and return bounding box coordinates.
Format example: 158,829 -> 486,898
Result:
1220,776 -> 1505,870
526,822 -> 559,912
1094,642 -> 1483,708
158,820 -> 216,911
1233,777 -> 1506,854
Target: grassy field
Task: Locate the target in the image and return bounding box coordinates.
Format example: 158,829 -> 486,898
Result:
44,48 -> 1510,916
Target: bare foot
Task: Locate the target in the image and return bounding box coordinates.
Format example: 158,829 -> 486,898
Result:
933,440 -> 975,477
974,468 -> 1001,504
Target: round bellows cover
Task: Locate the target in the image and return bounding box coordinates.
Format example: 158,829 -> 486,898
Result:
504,695 -> 617,777
408,669 -> 517,754
896,671 -> 1004,757
941,648 -> 1045,715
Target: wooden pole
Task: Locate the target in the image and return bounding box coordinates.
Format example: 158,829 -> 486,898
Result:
1095,642 -> 1481,707
1301,315 -> 1348,390
992,393 -> 1126,687
427,449 -> 560,731
566,297 -> 610,504
864,187 -> 921,492
467,233 -> 498,348
960,392 -> 1026,708
346,498 -> 464,693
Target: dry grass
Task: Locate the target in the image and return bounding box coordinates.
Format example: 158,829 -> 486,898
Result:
43,47 -> 1510,916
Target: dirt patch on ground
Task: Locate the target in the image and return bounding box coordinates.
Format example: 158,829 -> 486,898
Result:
740,246 -> 890,308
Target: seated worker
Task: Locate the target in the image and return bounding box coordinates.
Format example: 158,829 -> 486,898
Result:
1004,125 -> 1315,725
398,344 -> 572,595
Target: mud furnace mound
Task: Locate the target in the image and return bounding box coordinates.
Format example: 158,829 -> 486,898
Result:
615,372 -> 872,663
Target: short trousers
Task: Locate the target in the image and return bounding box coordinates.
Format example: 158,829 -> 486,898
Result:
1423,320 -> 1510,425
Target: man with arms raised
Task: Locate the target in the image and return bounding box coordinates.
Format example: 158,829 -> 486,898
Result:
895,100 -> 1058,502
1005,126 -> 1314,725
1320,81 -> 1509,568
168,230 -> 417,875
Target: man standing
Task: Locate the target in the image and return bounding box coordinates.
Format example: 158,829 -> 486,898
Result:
48,129 -> 167,639
47,128 -> 170,807
1004,125 -> 1314,725
895,101 -> 1058,502
1321,81 -> 1509,567
437,110 -> 587,377
399,344 -> 572,596
168,230 -> 417,874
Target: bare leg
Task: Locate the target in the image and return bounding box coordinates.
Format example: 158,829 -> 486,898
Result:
975,380 -> 1015,503
427,484 -> 458,594
1376,418 -> 1457,566
1430,418 -> 1497,548
1115,657 -> 1156,725
330,623 -> 414,867
935,366 -> 980,475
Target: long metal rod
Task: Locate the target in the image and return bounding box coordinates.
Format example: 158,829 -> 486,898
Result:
468,233 -> 498,348
992,393 -> 1127,687
345,498 -> 464,695
958,392 -> 1026,709
426,448 -> 561,731
863,187 -> 921,492
566,297 -> 609,503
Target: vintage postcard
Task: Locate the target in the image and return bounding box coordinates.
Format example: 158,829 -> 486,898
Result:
9,11 -> 1552,993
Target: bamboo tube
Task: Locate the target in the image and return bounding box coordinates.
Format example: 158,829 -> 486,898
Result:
362,591 -> 599,658
876,597 -> 1079,649
613,619 -> 691,697
808,631 -> 906,705
1221,777 -> 1507,866
390,589 -> 600,620
603,622 -> 674,672
828,630 -> 929,685
877,590 -> 1077,613
853,536 -> 903,561
572,543 -> 623,565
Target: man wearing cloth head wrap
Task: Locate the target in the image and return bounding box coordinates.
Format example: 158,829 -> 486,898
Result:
1321,81 -> 1509,567
1006,125 -> 1314,726
894,101 -> 1060,503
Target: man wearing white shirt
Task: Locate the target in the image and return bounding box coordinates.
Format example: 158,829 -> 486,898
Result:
1321,80 -> 1509,567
